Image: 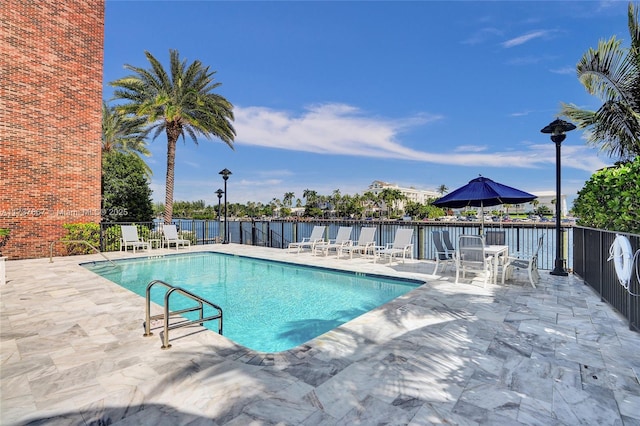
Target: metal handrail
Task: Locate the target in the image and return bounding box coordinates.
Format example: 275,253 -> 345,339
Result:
144,279 -> 223,349
49,240 -> 117,267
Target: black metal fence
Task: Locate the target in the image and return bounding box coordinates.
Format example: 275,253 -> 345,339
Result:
100,219 -> 569,270
573,226 -> 639,332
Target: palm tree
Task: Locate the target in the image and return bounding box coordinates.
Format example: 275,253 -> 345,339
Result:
302,189 -> 318,207
437,184 -> 448,196
560,2 -> 640,160
102,101 -> 153,178
283,192 -> 295,207
102,101 -> 150,156
110,50 -> 236,224
379,188 -> 404,218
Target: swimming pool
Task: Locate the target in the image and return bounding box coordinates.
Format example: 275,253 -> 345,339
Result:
83,252 -> 422,352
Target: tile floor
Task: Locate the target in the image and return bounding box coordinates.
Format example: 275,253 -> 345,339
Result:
1,244 -> 639,425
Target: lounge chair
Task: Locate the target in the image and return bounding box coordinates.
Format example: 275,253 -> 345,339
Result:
501,234 -> 544,287
442,230 -> 456,254
484,230 -> 506,245
163,224 -> 191,250
432,230 -> 455,275
456,235 -> 493,287
288,225 -> 326,253
377,228 -> 414,263
339,227 -> 377,259
120,225 -> 150,253
314,226 -> 352,256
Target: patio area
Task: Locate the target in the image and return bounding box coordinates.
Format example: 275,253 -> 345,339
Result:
1,244 -> 639,425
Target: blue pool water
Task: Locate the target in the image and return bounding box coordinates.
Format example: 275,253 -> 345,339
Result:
82,252 -> 422,352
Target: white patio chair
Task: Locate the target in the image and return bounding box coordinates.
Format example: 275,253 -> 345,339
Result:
163,224 -> 191,250
456,235 -> 493,287
314,226 -> 352,256
377,228 -> 414,263
340,227 -> 377,259
120,225 -> 150,253
288,225 -> 326,253
501,234 -> 544,287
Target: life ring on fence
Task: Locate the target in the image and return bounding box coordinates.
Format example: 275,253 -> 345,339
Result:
609,234 -> 633,286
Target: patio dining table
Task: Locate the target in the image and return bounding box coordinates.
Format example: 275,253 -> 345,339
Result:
485,244 -> 509,284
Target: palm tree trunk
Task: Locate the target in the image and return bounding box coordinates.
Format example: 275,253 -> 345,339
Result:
163,123 -> 181,224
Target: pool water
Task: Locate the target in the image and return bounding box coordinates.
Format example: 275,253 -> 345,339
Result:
83,252 -> 422,352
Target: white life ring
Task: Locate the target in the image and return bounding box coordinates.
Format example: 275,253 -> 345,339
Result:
609,234 -> 633,287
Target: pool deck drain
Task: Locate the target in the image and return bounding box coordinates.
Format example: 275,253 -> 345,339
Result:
1,244 -> 639,425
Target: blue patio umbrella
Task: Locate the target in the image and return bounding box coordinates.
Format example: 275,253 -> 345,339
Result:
433,176 -> 537,231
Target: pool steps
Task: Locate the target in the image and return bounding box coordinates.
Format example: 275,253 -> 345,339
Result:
144,279 -> 223,349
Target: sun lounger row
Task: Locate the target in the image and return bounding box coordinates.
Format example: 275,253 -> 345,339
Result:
287,226 -> 414,263
120,224 -> 190,253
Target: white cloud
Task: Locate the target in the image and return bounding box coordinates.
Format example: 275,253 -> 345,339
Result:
233,103 -> 606,171
461,27 -> 503,45
502,30 -> 551,48
550,66 -> 576,75
454,145 -> 489,153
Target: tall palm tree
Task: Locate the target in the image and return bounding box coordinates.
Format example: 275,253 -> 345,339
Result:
110,50 -> 236,224
561,2 -> 640,160
437,184 -> 449,196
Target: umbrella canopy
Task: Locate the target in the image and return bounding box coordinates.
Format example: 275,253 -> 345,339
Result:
433,176 -> 537,209
433,176 -> 537,232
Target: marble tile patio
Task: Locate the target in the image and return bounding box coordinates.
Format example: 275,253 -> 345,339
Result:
1,244 -> 639,425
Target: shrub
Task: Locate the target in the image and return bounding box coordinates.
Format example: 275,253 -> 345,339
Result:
573,157 -> 640,234
61,223 -> 101,255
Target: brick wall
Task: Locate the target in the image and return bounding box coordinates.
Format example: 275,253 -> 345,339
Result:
0,0 -> 105,259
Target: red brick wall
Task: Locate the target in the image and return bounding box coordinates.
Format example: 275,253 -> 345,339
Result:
0,0 -> 104,259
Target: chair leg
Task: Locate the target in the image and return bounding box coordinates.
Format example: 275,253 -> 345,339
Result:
528,266 -> 537,288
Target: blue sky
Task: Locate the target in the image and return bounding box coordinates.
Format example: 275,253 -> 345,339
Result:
104,1 -> 629,207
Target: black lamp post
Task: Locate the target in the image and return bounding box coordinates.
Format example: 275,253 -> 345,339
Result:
541,118 -> 576,276
215,188 -> 224,243
218,168 -> 232,244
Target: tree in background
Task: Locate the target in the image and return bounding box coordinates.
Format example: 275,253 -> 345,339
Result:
561,2 -> 640,159
110,49 -> 236,224
102,151 -> 154,222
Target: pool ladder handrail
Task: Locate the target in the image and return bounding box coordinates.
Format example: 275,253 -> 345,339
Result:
144,279 -> 223,349
49,239 -> 118,267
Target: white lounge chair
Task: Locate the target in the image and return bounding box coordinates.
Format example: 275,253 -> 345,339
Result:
288,225 -> 326,253
340,227 -> 377,259
314,226 -> 352,256
456,235 -> 493,287
377,228 -> 414,263
120,225 -> 150,253
432,230 -> 455,275
501,234 -> 544,287
163,224 -> 191,250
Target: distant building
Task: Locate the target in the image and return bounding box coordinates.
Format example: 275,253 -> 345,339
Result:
532,191 -> 568,217
365,180 -> 440,211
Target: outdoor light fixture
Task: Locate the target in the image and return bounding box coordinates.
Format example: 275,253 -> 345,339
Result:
219,168 -> 232,244
215,188 -> 224,243
541,118 -> 576,276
